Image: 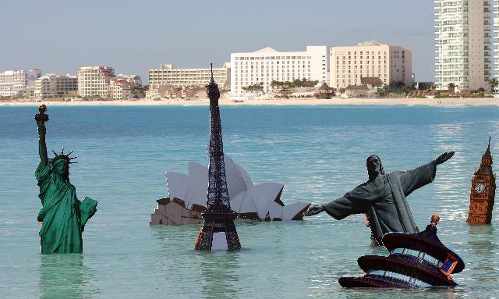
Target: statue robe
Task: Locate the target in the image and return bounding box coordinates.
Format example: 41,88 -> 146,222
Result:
36,160 -> 97,254
323,161 -> 437,244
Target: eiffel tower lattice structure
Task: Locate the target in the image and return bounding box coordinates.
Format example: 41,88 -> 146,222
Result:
194,64 -> 241,251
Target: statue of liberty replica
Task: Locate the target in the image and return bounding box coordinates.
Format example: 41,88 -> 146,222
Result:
194,65 -> 241,251
35,105 -> 98,254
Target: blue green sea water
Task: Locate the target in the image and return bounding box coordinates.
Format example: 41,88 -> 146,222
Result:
0,104 -> 498,298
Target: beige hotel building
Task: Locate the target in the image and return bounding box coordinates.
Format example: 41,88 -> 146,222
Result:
330,42 -> 413,89
34,74 -> 78,99
149,63 -> 231,90
77,66 -> 115,98
77,66 -> 141,99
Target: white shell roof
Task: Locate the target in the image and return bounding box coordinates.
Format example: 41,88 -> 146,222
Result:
165,156 -> 309,220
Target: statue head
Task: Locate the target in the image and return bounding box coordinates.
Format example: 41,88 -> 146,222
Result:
430,213 -> 440,226
366,155 -> 385,180
52,148 -> 77,181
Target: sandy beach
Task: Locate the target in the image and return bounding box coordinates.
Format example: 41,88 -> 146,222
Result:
1,97 -> 499,107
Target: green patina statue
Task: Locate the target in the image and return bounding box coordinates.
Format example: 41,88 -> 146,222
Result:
35,105 -> 98,254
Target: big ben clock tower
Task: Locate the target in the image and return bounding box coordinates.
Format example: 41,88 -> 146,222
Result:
467,138 -> 496,225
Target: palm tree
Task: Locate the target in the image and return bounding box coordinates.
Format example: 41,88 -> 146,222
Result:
488,78 -> 498,94
447,83 -> 456,94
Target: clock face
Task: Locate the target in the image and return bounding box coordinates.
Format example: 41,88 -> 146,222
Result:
474,183 -> 486,193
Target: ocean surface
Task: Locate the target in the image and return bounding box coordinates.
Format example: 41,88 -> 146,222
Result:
0,104 -> 498,299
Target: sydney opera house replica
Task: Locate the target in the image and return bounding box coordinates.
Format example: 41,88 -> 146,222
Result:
150,157 -> 310,225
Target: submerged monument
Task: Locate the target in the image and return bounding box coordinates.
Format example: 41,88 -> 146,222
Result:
305,153 -> 455,245
467,138 -> 496,225
151,197 -> 204,225
339,215 -> 465,288
150,157 -> 310,225
194,65 -> 241,251
34,105 -> 98,254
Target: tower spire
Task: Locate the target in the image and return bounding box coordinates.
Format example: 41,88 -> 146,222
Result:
480,137 -> 493,169
210,63 -> 214,82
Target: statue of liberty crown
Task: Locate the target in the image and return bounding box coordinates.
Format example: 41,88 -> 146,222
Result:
52,147 -> 78,164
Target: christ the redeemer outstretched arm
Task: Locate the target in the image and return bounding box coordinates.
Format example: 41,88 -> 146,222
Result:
305,182 -> 380,218
321,183 -> 380,219
398,152 -> 454,197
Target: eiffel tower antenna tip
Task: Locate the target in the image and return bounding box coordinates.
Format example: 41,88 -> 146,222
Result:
209,63 -> 215,83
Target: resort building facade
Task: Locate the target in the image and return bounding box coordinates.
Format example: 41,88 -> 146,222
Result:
329,42 -> 413,89
148,63 -> 230,90
0,69 -> 41,97
34,74 -> 78,99
77,66 -> 141,99
109,74 -> 142,100
77,66 -> 115,98
434,0 -> 490,90
491,0 -> 499,82
230,46 -> 329,97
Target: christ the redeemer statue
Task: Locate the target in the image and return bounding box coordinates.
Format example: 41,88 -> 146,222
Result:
305,152 -> 454,245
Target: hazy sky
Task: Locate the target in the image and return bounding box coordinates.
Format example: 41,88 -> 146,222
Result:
0,0 -> 434,82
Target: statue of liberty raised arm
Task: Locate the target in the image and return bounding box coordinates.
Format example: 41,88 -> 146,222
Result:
35,105 -> 98,254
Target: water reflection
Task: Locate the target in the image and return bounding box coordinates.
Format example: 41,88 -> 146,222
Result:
341,288 -> 460,299
39,254 -> 94,299
430,127 -> 469,222
199,251 -> 241,299
466,225 -> 499,287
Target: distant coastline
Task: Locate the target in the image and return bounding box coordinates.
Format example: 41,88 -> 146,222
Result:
1,97 -> 499,107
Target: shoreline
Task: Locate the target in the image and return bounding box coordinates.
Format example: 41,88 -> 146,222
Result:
1,97 -> 499,107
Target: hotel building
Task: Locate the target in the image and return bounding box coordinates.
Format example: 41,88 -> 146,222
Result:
434,0 -> 490,90
329,42 -> 413,89
0,69 -> 41,97
109,74 -> 142,99
109,78 -> 132,100
148,63 -> 230,90
491,0 -> 499,81
34,74 -> 78,99
116,74 -> 142,87
77,66 -> 115,98
230,46 -> 329,97
77,66 -> 141,99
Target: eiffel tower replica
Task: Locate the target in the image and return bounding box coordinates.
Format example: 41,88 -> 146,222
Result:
194,64 -> 241,251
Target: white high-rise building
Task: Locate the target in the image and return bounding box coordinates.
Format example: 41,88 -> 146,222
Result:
434,0 -> 490,90
329,42 -> 413,89
34,74 -> 78,99
491,0 -> 499,81
0,69 -> 41,97
230,46 -> 329,97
